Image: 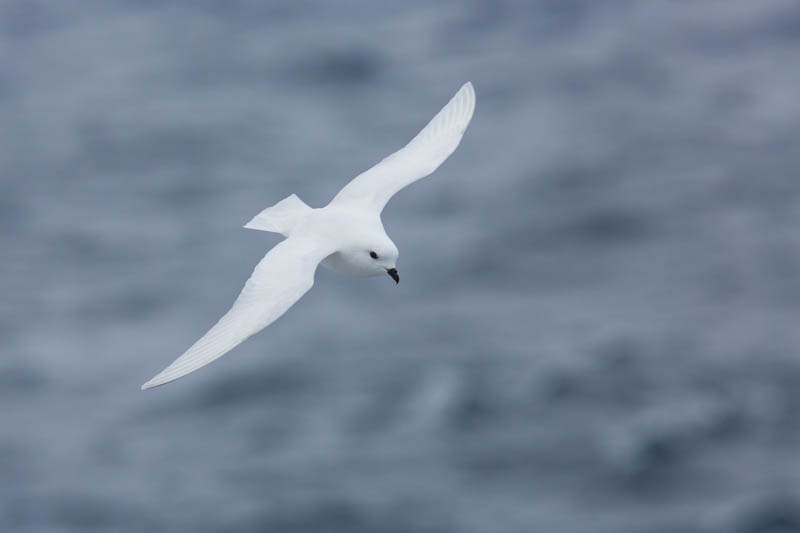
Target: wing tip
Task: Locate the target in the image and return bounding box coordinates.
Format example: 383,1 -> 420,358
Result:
140,376 -> 162,390
141,369 -> 178,390
455,82 -> 476,124
459,81 -> 475,103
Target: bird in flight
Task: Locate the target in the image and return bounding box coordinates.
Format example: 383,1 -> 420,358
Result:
142,82 -> 476,389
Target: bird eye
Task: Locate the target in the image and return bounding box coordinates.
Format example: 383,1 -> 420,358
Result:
369,251 -> 378,259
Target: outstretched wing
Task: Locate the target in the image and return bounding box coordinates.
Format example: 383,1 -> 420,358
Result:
330,82 -> 475,212
142,236 -> 332,389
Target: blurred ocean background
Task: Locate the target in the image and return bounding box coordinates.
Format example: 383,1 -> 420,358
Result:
3,1 -> 800,531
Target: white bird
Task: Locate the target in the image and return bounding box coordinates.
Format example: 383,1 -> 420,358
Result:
142,82 -> 475,389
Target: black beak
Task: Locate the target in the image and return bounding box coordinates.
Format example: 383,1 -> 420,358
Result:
386,268 -> 399,284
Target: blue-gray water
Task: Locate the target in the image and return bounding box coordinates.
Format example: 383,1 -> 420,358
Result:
3,1 -> 800,532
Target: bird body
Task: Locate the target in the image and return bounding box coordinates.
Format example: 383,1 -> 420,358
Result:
142,82 -> 475,389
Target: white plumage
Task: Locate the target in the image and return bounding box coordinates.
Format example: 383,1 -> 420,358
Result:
142,82 -> 475,389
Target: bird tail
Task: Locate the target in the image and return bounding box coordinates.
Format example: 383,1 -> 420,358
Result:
243,194 -> 312,236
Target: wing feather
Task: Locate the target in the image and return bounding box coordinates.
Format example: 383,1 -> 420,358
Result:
330,82 -> 475,212
141,236 -> 331,389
